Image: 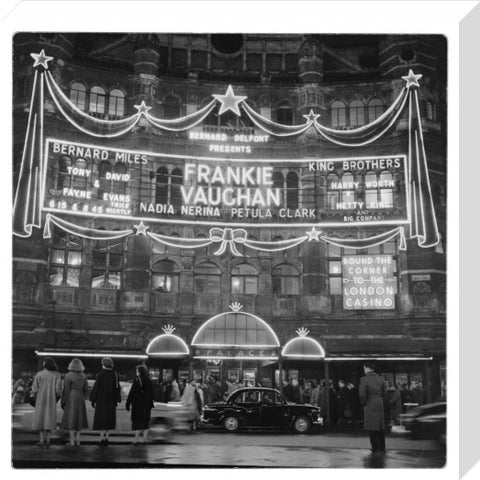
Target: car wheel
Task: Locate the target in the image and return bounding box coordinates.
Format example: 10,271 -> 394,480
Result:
223,415 -> 240,432
293,416 -> 311,434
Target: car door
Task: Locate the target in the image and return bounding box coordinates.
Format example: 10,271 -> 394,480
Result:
231,390 -> 262,427
261,392 -> 291,428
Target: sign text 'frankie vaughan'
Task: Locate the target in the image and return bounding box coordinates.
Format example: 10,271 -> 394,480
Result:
44,139 -> 409,228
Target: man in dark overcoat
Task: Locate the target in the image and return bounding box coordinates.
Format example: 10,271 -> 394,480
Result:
359,362 -> 386,452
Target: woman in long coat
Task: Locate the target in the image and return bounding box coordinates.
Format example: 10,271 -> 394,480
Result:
60,358 -> 89,446
31,356 -> 62,448
89,357 -> 121,445
359,363 -> 386,452
126,365 -> 155,444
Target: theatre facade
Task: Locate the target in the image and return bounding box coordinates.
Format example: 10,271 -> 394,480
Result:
12,33 -> 447,402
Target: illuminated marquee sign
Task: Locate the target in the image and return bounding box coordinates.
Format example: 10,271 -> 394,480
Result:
43,138 -> 408,228
193,348 -> 278,360
342,255 -> 397,310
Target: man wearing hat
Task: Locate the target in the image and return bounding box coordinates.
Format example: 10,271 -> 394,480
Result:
359,362 -> 386,452
89,357 -> 121,445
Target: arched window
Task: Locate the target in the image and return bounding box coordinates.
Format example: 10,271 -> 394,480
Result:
57,156 -> 72,190
364,171 -> 377,206
89,86 -> 106,114
163,95 -> 181,119
72,158 -> 88,189
331,101 -> 346,127
49,227 -> 82,287
276,101 -> 294,125
231,264 -> 258,294
272,264 -> 299,295
155,167 -> 169,204
170,168 -> 183,208
194,262 -> 221,294
349,100 -> 365,127
368,98 -> 384,123
379,170 -> 394,207
341,172 -> 355,204
286,171 -> 299,209
98,161 -> 112,197
109,89 -> 125,117
151,259 -> 179,293
91,233 -> 124,289
69,82 -> 86,110
327,173 -> 339,209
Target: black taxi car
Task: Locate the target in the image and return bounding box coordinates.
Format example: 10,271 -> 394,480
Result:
202,387 -> 323,433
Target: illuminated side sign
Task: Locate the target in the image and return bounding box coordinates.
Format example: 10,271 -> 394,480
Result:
43,138 -> 409,228
342,255 -> 397,310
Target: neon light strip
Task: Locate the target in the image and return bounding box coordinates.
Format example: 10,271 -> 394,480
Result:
281,336 -> 326,358
46,71 -> 140,127
38,72 -> 45,215
194,356 -> 278,361
414,90 -> 440,248
147,353 -> 189,357
35,350 -> 148,359
282,354 -> 325,359
145,333 -> 189,355
44,138 -> 408,166
23,114 -> 37,233
325,357 -> 433,361
316,87 -> 407,135
13,70 -> 38,233
191,311 -> 280,347
314,88 -> 410,147
45,75 -> 140,138
43,208 -> 410,230
407,91 -> 413,232
192,344 -> 279,348
414,129 -> 427,244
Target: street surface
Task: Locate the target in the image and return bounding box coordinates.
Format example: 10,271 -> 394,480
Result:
12,428 -> 446,468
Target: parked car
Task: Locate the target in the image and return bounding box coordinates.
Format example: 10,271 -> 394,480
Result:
399,402 -> 446,440
202,387 -> 323,433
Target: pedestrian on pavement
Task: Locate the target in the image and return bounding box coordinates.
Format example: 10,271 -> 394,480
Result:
89,357 -> 121,446
126,365 -> 155,445
181,380 -> 203,432
303,381 -> 312,404
359,362 -> 386,452
336,380 -> 351,431
387,385 -> 402,426
60,358 -> 89,446
12,386 -> 24,406
170,379 -> 180,402
31,356 -> 62,448
309,381 -> 319,406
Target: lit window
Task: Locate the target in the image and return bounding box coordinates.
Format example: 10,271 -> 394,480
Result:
98,161 -> 112,197
327,173 -> 339,209
231,264 -> 258,294
151,259 -> 179,293
49,228 -> 82,287
368,98 -> 384,123
349,100 -> 365,127
69,82 -> 86,110
286,172 -> 299,209
194,262 -> 221,294
112,162 -> 128,195
379,171 -> 394,207
89,86 -> 106,114
57,156 -> 72,190
365,171 -> 378,205
91,234 -> 124,289
108,89 -> 125,117
163,95 -> 181,119
272,264 -> 299,295
331,101 -> 346,127
341,172 -> 355,204
276,101 -> 293,125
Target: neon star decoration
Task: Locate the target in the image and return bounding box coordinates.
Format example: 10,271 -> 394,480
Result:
306,227 -> 321,241
133,221 -> 149,236
303,109 -> 321,124
212,85 -> 247,116
134,101 -> 152,115
402,69 -> 423,89
229,302 -> 243,313
30,50 -> 53,69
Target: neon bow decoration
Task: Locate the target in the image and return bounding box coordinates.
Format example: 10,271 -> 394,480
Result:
12,51 -> 440,252
209,227 -> 247,256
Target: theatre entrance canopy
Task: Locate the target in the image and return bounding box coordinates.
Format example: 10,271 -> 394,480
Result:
146,325 -> 190,358
191,303 -> 280,361
281,328 -> 326,360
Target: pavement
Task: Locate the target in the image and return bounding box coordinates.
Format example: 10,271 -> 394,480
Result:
12,428 -> 446,468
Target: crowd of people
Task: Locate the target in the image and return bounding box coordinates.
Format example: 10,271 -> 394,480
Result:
13,359 -> 445,451
13,356 -> 205,448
